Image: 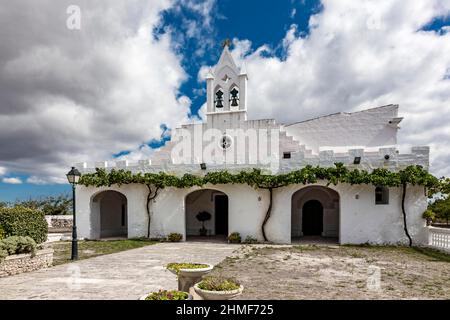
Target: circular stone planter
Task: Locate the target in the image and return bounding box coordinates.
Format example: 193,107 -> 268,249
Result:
194,283 -> 244,301
139,292 -> 193,301
168,264 -> 214,293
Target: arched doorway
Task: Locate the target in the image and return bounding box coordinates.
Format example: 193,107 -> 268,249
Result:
91,191 -> 127,239
291,186 -> 339,242
302,200 -> 323,236
185,189 -> 228,240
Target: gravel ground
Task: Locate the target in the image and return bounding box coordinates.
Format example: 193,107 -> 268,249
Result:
210,244 -> 450,300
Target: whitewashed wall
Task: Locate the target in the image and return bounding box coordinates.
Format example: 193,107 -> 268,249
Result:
151,184 -> 268,241
76,182 -> 428,245
284,104 -> 400,153
272,183 -> 427,245
76,184 -> 149,240
337,184 -> 428,245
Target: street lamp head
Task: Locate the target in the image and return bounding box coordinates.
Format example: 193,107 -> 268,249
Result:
66,167 -> 81,185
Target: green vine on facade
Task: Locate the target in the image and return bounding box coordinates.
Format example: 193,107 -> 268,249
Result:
78,164 -> 448,245
79,164 -> 443,193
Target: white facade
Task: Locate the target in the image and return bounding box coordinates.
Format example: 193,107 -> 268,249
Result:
75,45 -> 430,245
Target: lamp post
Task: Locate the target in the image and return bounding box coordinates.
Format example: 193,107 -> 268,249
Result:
66,167 -> 81,260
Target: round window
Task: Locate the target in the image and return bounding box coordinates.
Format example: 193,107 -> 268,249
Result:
219,135 -> 233,150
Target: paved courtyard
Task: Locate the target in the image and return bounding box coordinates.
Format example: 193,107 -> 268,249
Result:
0,242 -> 238,300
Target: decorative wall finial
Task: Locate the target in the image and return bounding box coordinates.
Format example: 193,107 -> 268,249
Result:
221,38 -> 232,48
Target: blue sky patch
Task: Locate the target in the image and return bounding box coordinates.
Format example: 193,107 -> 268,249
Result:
420,15 -> 450,35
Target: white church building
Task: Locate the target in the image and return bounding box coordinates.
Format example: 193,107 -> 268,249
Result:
75,45 -> 430,245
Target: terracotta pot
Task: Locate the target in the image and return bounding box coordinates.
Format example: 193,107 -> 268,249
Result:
194,283 -> 244,300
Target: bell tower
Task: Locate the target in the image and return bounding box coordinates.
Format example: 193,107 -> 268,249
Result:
206,42 -> 248,124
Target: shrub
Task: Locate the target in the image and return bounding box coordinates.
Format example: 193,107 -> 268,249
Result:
167,233 -> 183,242
145,290 -> 189,300
227,232 -> 241,244
0,226 -> 5,240
423,209 -> 435,221
0,236 -> 37,261
243,236 -> 258,244
197,276 -> 240,291
0,206 -> 48,244
0,249 -> 7,260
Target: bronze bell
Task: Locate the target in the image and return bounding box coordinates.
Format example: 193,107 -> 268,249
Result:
215,91 -> 224,108
230,88 -> 239,107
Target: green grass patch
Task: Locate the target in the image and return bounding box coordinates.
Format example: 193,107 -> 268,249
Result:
411,247 -> 450,263
51,239 -> 157,266
292,245 -> 320,252
342,244 -> 450,262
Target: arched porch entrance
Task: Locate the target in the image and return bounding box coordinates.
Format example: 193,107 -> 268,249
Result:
291,186 -> 339,242
185,189 -> 229,241
91,191 -> 127,239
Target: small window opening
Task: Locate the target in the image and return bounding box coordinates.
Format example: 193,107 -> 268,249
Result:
375,186 -> 389,205
283,152 -> 292,159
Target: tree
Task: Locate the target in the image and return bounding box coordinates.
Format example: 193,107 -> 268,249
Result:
11,195 -> 72,216
429,196 -> 450,225
196,211 -> 212,236
40,195 -> 72,215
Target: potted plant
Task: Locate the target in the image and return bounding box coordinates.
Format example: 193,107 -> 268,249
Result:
196,211 -> 212,236
167,263 -> 214,292
423,209 -> 435,226
227,232 -> 241,244
140,289 -> 192,300
194,276 -> 243,300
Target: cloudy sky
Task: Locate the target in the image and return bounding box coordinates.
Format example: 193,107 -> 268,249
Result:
0,0 -> 449,201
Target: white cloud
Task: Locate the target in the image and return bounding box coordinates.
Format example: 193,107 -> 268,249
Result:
291,8 -> 297,19
0,0 -> 192,183
117,145 -> 158,162
26,176 -> 52,185
0,167 -> 6,176
2,177 -> 23,185
218,0 -> 450,177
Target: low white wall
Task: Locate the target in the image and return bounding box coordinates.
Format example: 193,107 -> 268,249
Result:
45,215 -> 73,229
427,227 -> 450,253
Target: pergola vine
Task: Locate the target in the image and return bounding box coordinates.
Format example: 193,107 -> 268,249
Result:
79,164 -> 446,246
146,185 -> 160,239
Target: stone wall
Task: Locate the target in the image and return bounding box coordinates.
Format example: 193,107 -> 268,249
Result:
45,216 -> 73,229
0,249 -> 53,278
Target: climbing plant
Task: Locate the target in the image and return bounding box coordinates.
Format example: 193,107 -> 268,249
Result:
79,164 -> 447,245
